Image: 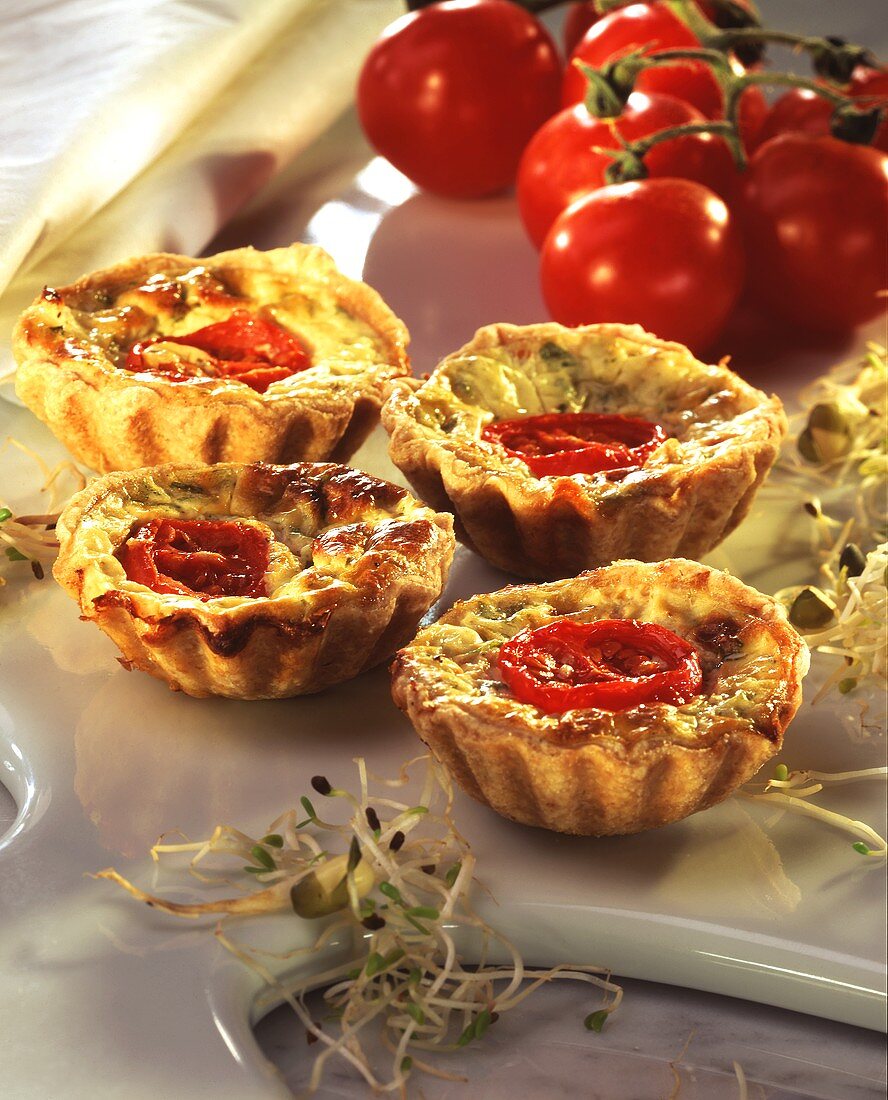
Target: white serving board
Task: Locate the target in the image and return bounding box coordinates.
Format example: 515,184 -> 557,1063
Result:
0,154 -> 885,1100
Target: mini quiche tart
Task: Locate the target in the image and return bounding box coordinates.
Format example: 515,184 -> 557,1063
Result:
391,559 -> 808,836
14,244 -> 410,473
54,462 -> 455,699
382,322 -> 786,578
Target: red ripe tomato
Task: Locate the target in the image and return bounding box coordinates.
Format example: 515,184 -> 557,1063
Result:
562,0 -> 754,58
562,1 -> 766,148
517,91 -> 739,247
741,134 -> 888,332
758,72 -> 888,154
850,65 -> 888,104
737,83 -> 768,151
357,0 -> 561,199
563,2 -> 722,118
540,177 -> 745,352
756,88 -> 831,148
563,2 -> 604,56
849,68 -> 888,151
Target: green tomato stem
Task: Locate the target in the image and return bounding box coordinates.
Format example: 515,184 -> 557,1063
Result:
710,28 -> 828,51
600,47 -> 869,153
600,120 -> 745,184
613,46 -> 735,78
727,69 -> 852,108
616,119 -> 745,175
708,26 -> 873,72
721,69 -> 863,134
593,0 -> 637,14
407,0 -> 563,10
662,0 -> 720,41
579,61 -> 631,119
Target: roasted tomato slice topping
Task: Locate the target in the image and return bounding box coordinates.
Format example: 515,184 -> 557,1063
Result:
482,412 -> 666,476
126,310 -> 311,393
117,518 -> 269,600
498,618 -> 703,713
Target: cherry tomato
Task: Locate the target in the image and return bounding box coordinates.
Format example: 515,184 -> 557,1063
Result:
850,65 -> 888,104
357,0 -> 561,199
540,177 -> 745,353
736,83 -> 768,152
563,2 -> 722,118
562,1 -> 766,148
848,68 -> 888,150
741,134 -> 888,332
482,412 -> 666,476
756,88 -> 832,148
517,91 -> 738,248
562,0 -> 754,58
757,73 -> 888,154
117,519 -> 269,600
498,618 -> 703,713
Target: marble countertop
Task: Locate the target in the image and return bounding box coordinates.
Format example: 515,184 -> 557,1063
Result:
255,974 -> 887,1098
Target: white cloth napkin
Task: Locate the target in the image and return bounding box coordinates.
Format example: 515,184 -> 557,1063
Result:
0,0 -> 402,383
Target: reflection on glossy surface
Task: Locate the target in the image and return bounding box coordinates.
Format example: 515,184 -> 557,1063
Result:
304,200 -> 383,283
354,157 -> 416,209
696,951 -> 883,1000
25,581 -> 118,676
0,702 -> 51,851
74,661 -> 414,858
301,157 -> 414,283
651,800 -> 801,920
362,189 -> 545,375
302,157 -> 546,377
0,735 -> 29,848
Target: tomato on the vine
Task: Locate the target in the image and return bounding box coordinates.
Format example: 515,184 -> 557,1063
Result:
540,177 -> 745,353
757,71 -> 888,153
850,65 -> 888,104
357,0 -> 561,199
848,68 -> 888,150
562,0 -> 755,58
517,91 -> 738,248
740,134 -> 888,332
563,2 -> 722,118
562,2 -> 766,148
756,88 -> 836,149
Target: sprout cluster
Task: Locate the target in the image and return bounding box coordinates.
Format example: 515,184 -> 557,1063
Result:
98,756 -> 621,1095
742,763 -> 887,860
793,344 -> 887,511
773,345 -> 887,710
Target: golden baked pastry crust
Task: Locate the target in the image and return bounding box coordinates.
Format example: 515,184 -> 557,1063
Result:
382,322 -> 786,578
391,559 -> 808,836
15,244 -> 410,472
55,462 -> 455,699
